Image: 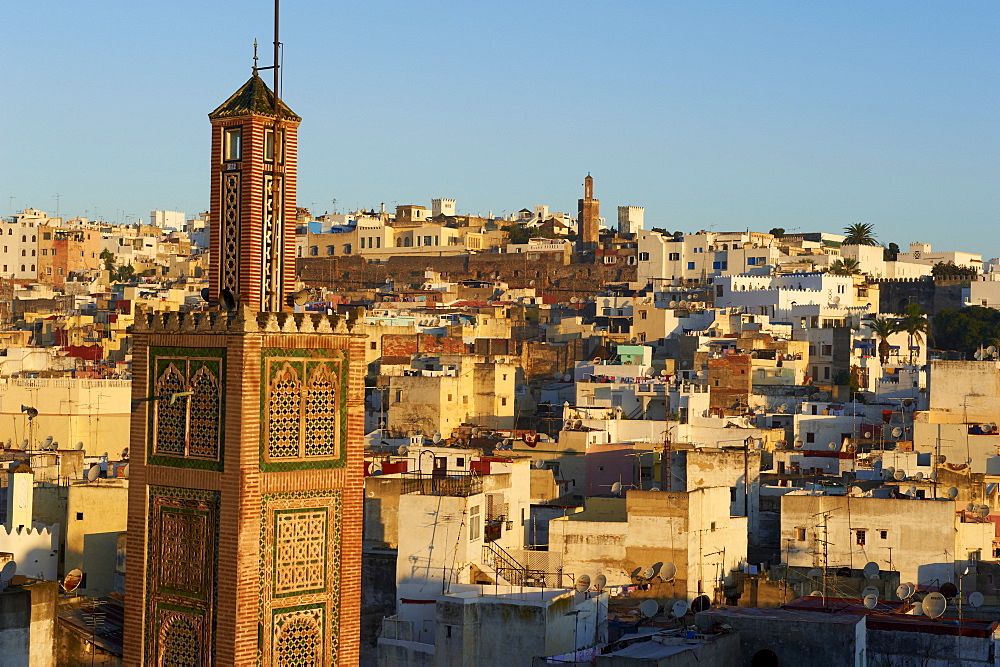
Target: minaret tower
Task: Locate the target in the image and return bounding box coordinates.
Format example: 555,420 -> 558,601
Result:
207,50 -> 300,312
124,31 -> 364,667
578,172 -> 600,246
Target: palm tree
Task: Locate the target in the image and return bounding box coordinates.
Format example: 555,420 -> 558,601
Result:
900,304 -> 931,365
868,317 -> 900,365
828,257 -> 861,276
843,222 -> 878,246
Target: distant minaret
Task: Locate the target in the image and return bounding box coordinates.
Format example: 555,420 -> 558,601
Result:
578,173 -> 600,245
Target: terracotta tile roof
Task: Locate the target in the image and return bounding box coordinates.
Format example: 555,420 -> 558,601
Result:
208,73 -> 300,120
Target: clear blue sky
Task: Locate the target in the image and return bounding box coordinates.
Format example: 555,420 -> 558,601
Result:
3,1 -> 998,256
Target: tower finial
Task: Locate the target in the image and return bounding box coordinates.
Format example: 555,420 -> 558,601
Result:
252,38 -> 259,74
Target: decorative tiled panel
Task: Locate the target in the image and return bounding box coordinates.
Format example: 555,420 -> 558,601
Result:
146,486 -> 219,666
273,509 -> 327,597
148,347 -> 225,471
259,490 -> 342,665
259,348 -> 347,472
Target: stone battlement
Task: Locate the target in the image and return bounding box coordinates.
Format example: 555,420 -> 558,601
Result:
133,306 -> 364,336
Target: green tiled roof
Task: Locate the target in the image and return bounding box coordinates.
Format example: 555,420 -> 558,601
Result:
208,73 -> 300,121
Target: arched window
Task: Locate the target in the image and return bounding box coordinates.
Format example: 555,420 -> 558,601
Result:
31,235 -> 35,242
30,264 -> 34,271
21,235 -> 26,242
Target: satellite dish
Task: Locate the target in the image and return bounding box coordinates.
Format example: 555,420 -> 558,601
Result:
289,288 -> 310,307
892,427 -> 903,438
793,439 -> 803,450
87,465 -> 100,482
910,601 -> 923,615
502,438 -> 512,447
862,585 -> 879,599
75,442 -> 84,451
777,403 -> 788,414
977,505 -> 991,518
894,470 -> 906,481
121,464 -> 129,479
862,430 -> 873,439
896,583 -> 914,599
398,445 -> 408,456
923,592 -> 947,618
914,472 -> 924,481
649,485 -> 661,492
851,486 -> 864,496
947,487 -> 959,500
594,574 -> 607,592
939,582 -> 958,598
432,432 -> 442,443
641,566 -> 656,580
20,405 -> 38,420
969,591 -> 984,608
62,568 -> 84,594
660,562 -> 677,580
905,486 -> 917,497
638,600 -> 659,618
828,442 -> 838,451
611,481 -> 622,494
42,435 -> 54,449
0,561 -> 15,583
967,502 -> 976,512
810,590 -> 824,597
863,562 -> 880,579
937,454 -> 948,464
534,459 -> 546,469
819,392 -> 829,400
670,599 -> 689,618
863,594 -> 878,609
575,574 -> 591,593
121,447 -> 129,460
808,568 -> 823,581
200,287 -> 211,302
563,374 -> 572,382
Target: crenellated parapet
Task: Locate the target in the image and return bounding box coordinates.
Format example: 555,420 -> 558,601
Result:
132,305 -> 365,336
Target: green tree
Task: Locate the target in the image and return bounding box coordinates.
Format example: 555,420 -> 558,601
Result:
502,223 -> 557,245
900,304 -> 931,364
769,227 -> 785,238
843,222 -> 878,246
828,257 -> 861,276
100,248 -> 115,272
931,261 -> 978,279
932,306 -> 1000,357
868,317 -> 900,365
883,242 -> 900,261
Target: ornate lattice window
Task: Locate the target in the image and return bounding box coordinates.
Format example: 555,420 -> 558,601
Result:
153,363 -> 187,456
221,172 -> 240,295
159,614 -> 201,666
264,359 -> 341,462
305,364 -> 338,458
273,607 -> 323,666
268,362 -> 302,459
151,354 -> 224,462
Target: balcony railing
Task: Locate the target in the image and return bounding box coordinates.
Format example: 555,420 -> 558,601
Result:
400,471 -> 483,497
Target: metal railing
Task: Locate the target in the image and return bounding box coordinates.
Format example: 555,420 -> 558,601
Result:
482,541 -> 565,588
400,471 -> 483,497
